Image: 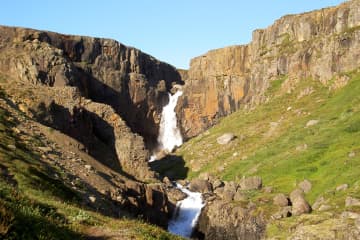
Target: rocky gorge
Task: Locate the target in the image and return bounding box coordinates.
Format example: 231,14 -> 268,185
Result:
0,0 -> 360,239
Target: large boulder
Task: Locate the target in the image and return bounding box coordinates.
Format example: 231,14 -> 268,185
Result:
189,179 -> 213,193
290,189 -> 311,216
239,176 -> 262,190
216,133 -> 235,145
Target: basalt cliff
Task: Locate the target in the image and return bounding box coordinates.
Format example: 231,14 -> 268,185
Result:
179,0 -> 360,138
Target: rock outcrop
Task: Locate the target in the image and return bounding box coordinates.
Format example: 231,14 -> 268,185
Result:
179,0 -> 360,138
0,25 -> 182,148
0,25 -> 183,180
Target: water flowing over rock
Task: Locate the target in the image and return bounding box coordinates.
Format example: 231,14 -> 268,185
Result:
158,91 -> 183,152
168,184 -> 205,238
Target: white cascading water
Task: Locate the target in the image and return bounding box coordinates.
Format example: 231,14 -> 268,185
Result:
157,90 -> 183,152
168,183 -> 205,238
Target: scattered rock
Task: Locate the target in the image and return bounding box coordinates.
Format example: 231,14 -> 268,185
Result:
212,179 -> 224,189
341,211 -> 360,219
84,165 -> 93,171
312,196 -> 326,210
348,151 -> 356,158
233,191 -> 247,201
167,188 -> 187,202
216,133 -> 235,145
345,196 -> 360,207
306,119 -> 319,127
263,186 -> 273,193
224,181 -> 238,193
298,179 -> 312,193
318,204 -> 331,211
189,179 -> 213,193
296,143 -> 308,151
88,196 -> 96,203
7,144 -> 16,150
273,193 -> 289,207
290,189 -> 311,216
38,146 -> 52,153
271,206 -> 292,220
287,106 -> 292,111
239,176 -> 262,190
336,184 -> 349,191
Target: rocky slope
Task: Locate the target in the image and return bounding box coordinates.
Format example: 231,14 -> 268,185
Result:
179,0 -> 360,138
0,25 -> 183,180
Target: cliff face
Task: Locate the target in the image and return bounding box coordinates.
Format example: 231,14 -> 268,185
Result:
0,25 -> 182,148
0,25 -> 182,180
179,0 -> 360,138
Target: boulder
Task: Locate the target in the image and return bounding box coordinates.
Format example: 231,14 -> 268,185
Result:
306,119 -> 319,127
271,206 -> 292,220
298,179 -> 312,193
345,197 -> 360,207
239,176 -> 262,190
189,179 -> 213,193
290,189 -> 311,216
216,133 -> 235,145
336,184 -> 349,191
273,193 -> 289,207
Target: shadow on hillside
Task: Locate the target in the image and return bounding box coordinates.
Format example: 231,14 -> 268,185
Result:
149,155 -> 189,180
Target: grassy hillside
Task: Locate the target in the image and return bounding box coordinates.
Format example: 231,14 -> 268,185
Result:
176,70 -> 360,236
0,89 -> 182,240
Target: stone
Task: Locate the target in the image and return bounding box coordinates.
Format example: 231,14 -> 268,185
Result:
271,206 -> 292,220
318,204 -> 331,211
84,165 -> 93,171
336,184 -> 349,191
263,186 -> 273,193
88,196 -> 96,203
348,151 -> 356,158
222,190 -> 235,201
298,179 -> 312,193
216,133 -> 235,145
312,196 -> 326,210
189,179 -> 213,193
224,181 -> 238,193
212,179 -> 224,189
273,193 -> 289,207
296,143 -> 308,151
345,197 -> 360,207
38,146 -> 52,153
7,145 -> 16,150
239,176 -> 262,190
233,191 -> 247,201
341,211 -> 360,219
306,120 -> 319,127
290,189 -> 311,216
162,176 -> 173,188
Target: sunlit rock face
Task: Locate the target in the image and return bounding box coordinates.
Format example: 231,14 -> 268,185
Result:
178,0 -> 360,138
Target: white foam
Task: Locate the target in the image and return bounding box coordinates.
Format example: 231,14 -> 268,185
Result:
168,183 -> 205,238
157,91 -> 183,153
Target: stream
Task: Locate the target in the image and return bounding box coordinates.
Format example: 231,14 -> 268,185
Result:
149,89 -> 205,238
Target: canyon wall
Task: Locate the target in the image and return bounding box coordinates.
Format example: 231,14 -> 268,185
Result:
179,0 -> 360,138
0,25 -> 182,180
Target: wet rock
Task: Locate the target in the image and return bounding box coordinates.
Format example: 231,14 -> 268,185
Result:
336,184 -> 349,191
273,193 -> 289,207
189,179 -> 213,193
239,176 -> 262,190
345,196 -> 360,207
216,133 -> 235,145
298,179 -> 312,193
290,189 -> 311,216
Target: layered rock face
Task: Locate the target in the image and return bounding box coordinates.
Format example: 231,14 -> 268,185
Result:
0,25 -> 182,147
0,25 -> 182,180
179,0 -> 360,138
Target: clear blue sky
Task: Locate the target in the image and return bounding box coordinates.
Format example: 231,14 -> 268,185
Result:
1,0 -> 345,69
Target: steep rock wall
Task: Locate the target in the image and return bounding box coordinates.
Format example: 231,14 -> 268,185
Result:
179,0 -> 360,138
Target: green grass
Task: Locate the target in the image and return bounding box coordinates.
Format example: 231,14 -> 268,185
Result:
176,70 -> 360,224
0,97 -> 183,239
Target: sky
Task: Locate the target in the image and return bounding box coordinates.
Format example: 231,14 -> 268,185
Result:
1,0 -> 345,69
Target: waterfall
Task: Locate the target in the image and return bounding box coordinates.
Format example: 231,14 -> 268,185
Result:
168,183 -> 205,238
158,90 -> 183,152
150,90 -> 183,162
